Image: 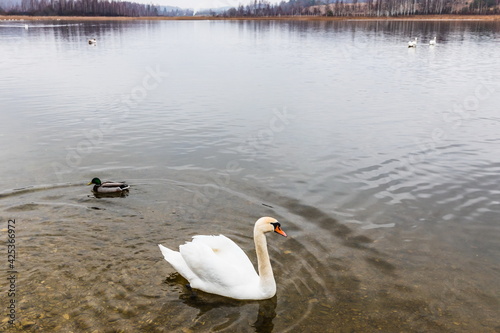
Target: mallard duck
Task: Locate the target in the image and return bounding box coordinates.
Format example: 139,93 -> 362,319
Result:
158,217 -> 287,300
87,177 -> 129,193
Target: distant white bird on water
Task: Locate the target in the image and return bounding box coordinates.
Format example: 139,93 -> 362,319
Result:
408,37 -> 417,48
24,24 -> 28,29
88,38 -> 97,45
429,36 -> 437,46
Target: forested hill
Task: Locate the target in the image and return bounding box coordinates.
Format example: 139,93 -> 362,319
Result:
221,0 -> 500,17
0,0 -> 161,16
1,0 -> 499,17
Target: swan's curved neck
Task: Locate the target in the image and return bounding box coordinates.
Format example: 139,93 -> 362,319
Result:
254,229 -> 275,287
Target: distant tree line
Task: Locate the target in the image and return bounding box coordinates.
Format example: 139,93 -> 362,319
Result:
1,0 -> 498,17
220,0 -> 500,17
2,0 -> 161,16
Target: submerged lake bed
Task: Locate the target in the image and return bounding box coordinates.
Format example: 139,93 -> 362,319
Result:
0,18 -> 499,332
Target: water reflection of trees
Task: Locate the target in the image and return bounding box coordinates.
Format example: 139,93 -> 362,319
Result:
232,19 -> 500,41
22,20 -> 161,51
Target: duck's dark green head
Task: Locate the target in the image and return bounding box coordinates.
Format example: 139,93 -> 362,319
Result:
87,177 -> 102,186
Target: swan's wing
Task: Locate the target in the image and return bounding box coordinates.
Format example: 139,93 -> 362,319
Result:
179,235 -> 259,291
191,235 -> 257,273
158,244 -> 196,282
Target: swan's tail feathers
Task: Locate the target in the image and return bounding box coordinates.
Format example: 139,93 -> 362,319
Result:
158,244 -> 195,281
158,244 -> 177,261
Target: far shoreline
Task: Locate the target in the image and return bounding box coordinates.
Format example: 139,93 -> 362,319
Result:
1,14 -> 500,22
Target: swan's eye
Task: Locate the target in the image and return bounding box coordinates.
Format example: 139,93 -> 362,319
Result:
271,222 -> 287,237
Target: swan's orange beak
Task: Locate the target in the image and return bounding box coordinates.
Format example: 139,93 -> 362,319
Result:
274,225 -> 287,237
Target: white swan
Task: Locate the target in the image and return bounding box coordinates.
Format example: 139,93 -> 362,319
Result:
408,37 -> 417,48
158,217 -> 287,300
429,36 -> 437,46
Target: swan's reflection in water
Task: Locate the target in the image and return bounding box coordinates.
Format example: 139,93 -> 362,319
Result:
163,273 -> 277,332
252,297 -> 276,333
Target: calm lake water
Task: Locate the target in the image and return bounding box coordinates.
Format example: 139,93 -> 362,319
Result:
0,18 -> 499,332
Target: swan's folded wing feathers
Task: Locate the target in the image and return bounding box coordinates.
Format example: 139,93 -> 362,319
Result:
179,236 -> 259,291
190,235 -> 257,275
158,244 -> 197,282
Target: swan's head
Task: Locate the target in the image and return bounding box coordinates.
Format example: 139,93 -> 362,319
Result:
255,217 -> 287,237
